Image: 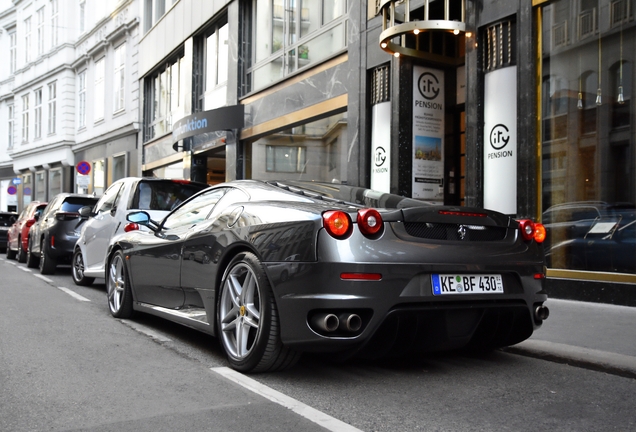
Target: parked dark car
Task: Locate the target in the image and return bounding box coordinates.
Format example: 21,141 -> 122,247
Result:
0,211 -> 18,251
106,180 -> 549,373
27,193 -> 99,274
5,201 -> 48,261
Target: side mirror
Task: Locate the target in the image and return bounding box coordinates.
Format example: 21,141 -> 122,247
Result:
79,206 -> 93,219
127,211 -> 151,225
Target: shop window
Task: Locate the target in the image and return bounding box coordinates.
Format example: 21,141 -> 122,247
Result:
245,0 -> 348,94
540,0 -> 636,276
611,61 -> 632,129
93,160 -> 105,195
266,145 -> 307,173
22,174 -> 32,207
143,54 -> 185,142
112,153 -> 127,182
249,112 -> 348,183
35,171 -> 46,202
49,168 -> 62,198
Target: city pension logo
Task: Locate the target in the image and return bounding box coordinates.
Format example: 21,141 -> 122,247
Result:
374,146 -> 388,174
488,123 -> 513,159
415,72 -> 443,109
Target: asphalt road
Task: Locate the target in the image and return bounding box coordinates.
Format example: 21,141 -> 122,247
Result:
1,257 -> 635,432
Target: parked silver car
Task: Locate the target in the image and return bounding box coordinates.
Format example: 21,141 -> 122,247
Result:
72,177 -> 209,286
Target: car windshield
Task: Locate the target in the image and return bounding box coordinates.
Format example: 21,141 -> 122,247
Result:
61,198 -> 99,213
132,180 -> 209,212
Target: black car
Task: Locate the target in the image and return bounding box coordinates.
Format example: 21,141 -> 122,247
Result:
0,211 -> 18,251
27,193 -> 99,274
105,180 -> 549,373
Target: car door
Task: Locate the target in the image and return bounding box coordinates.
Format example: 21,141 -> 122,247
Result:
180,188 -> 249,308
82,182 -> 124,268
129,189 -> 225,309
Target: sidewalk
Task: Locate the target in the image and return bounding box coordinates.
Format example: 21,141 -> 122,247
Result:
505,298 -> 636,379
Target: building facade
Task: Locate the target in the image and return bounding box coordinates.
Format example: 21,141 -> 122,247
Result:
0,0 -> 139,211
0,0 -> 633,303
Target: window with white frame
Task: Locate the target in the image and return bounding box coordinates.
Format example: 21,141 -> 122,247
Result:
34,88 -> 42,139
21,94 -> 29,142
78,71 -> 86,128
144,0 -> 172,32
114,44 -> 126,112
51,0 -> 59,46
48,82 -> 56,134
24,17 -> 32,63
94,57 -> 105,121
37,7 -> 45,57
8,104 -> 14,149
80,1 -> 86,33
9,32 -> 16,74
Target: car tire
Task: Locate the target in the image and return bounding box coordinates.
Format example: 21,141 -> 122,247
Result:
107,251 -> 134,318
217,252 -> 300,373
38,238 -> 57,275
17,236 -> 26,263
6,241 -> 16,260
72,249 -> 95,286
25,237 -> 39,269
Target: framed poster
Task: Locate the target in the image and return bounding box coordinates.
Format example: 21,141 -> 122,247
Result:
412,66 -> 444,201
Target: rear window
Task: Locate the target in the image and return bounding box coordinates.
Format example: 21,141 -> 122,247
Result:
0,214 -> 15,226
60,197 -> 99,213
132,180 -> 209,211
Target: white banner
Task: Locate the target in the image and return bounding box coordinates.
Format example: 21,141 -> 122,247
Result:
484,66 -> 517,215
412,66 -> 444,201
370,102 -> 391,193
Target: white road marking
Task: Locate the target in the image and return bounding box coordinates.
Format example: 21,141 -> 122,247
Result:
18,266 -> 31,272
55,286 -> 91,302
34,274 -> 53,283
121,320 -> 172,342
211,367 -> 363,432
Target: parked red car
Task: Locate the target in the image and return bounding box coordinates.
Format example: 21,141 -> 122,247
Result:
6,201 -> 48,262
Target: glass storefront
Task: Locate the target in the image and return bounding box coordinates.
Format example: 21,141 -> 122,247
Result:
247,112 -> 348,183
540,0 -> 635,274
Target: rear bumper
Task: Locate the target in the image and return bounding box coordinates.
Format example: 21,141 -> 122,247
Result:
267,260 -> 547,354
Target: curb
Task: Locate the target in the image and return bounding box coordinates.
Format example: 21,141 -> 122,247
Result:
503,339 -> 636,380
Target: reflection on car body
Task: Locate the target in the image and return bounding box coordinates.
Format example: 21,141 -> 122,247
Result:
105,180 -> 549,373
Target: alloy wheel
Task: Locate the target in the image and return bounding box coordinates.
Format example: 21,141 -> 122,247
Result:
219,262 -> 262,360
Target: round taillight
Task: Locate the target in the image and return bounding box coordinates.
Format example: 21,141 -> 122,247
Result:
357,209 -> 383,237
517,219 -> 535,241
323,210 -> 352,239
124,223 -> 140,233
534,223 -> 546,243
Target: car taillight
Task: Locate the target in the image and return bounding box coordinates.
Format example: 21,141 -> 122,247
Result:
124,223 -> 140,232
534,223 -> 546,243
323,210 -> 352,239
357,209 -> 383,237
517,219 -> 546,243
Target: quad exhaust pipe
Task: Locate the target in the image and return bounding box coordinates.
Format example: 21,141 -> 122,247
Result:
310,312 -> 362,333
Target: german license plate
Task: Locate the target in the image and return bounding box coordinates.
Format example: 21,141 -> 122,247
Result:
431,274 -> 503,295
